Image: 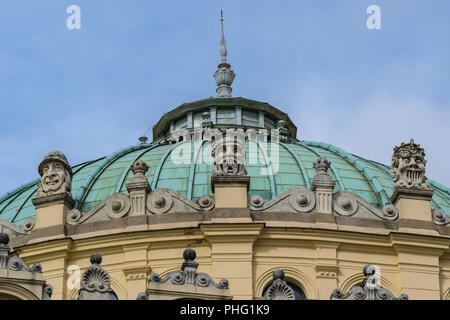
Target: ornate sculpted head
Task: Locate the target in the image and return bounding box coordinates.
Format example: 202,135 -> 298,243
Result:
37,151 -> 73,197
211,129 -> 247,176
391,139 -> 430,190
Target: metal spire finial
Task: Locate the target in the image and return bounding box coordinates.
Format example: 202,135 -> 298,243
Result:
220,10 -> 227,63
213,10 -> 235,98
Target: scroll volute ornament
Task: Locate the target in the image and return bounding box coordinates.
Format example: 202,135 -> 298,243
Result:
391,139 -> 430,190
36,151 -> 73,197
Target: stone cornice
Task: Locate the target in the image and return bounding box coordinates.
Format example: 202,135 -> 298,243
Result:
9,211 -> 450,249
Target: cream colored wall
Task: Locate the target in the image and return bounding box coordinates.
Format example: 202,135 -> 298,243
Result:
15,224 -> 450,300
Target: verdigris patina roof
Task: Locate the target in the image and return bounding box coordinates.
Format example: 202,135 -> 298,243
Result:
1,140 -> 449,225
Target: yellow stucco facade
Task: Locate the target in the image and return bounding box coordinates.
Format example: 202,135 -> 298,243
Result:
8,185 -> 450,300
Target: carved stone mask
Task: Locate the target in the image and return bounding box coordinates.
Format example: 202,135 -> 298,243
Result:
41,161 -> 69,193
37,151 -> 72,196
391,139 -> 429,190
211,129 -> 247,177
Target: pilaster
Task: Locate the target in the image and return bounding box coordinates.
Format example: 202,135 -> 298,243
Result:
122,242 -> 150,300
126,160 -> 151,217
390,233 -> 448,299
313,241 -> 339,299
15,239 -> 72,300
201,224 -> 263,299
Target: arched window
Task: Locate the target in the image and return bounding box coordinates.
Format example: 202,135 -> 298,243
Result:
262,280 -> 307,300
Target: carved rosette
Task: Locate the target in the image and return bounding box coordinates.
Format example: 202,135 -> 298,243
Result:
391,139 -> 430,190
263,269 -> 295,300
148,249 -> 229,289
331,265 -> 408,300
249,188 -> 315,213
78,253 -> 113,300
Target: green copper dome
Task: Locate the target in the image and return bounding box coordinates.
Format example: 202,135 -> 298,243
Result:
1,139 -> 449,226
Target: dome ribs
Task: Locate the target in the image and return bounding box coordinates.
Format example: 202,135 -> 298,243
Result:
255,140 -> 277,198
10,187 -> 37,224
303,141 -> 390,207
151,142 -> 184,190
279,142 -> 311,189
115,144 -> 159,193
187,140 -> 209,200
296,142 -> 345,192
74,144 -> 152,210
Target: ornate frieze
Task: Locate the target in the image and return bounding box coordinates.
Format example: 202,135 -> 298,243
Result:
67,188 -> 214,225
330,265 -> 408,300
391,139 -> 430,190
263,269 -> 295,300
78,253 -> 114,300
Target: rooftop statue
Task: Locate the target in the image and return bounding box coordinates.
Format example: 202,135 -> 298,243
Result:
36,151 -> 73,197
391,139 -> 430,190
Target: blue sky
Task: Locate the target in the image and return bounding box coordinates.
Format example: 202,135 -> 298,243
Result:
0,0 -> 449,195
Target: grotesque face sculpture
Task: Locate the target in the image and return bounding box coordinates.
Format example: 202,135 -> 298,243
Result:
36,151 -> 72,197
210,129 -> 247,177
391,139 -> 430,190
41,161 -> 69,193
